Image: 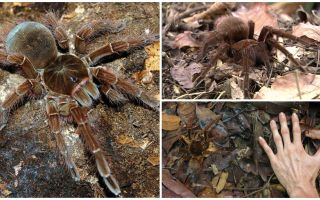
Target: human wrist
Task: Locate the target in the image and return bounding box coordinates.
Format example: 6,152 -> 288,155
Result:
287,182 -> 319,198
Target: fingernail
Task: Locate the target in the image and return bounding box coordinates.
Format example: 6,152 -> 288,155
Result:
270,120 -> 275,125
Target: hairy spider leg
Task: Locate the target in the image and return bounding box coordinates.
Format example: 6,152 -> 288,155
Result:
69,103 -> 121,196
267,38 -> 307,72
258,26 -> 306,71
0,80 -> 43,130
248,20 -> 254,39
258,26 -> 320,48
46,97 -> 80,180
196,32 -> 223,62
91,67 -> 159,111
194,43 -> 230,87
42,12 -> 69,51
6,53 -> 39,79
85,38 -> 154,66
74,19 -> 126,54
238,57 -> 255,98
100,84 -> 128,105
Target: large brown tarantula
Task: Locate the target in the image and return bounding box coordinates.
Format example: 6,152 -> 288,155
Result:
0,12 -> 158,196
197,16 -> 319,98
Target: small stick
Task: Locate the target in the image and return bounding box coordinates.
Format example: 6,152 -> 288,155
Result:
294,70 -> 302,99
216,91 -> 225,99
241,174 -> 274,198
175,91 -> 211,99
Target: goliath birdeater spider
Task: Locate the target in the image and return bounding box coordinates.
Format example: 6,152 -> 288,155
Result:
0,12 -> 159,196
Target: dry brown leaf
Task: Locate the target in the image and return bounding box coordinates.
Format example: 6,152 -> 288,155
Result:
216,171 -> 228,193
117,135 -> 152,150
171,62 -> 202,89
292,22 -> 320,42
132,70 -> 153,84
177,102 -> 196,129
203,142 -> 218,156
198,186 -> 217,198
162,112 -> 181,131
144,41 -> 160,71
305,128 -> 320,139
117,134 -> 134,145
196,105 -> 221,130
230,80 -> 244,99
162,169 -> 196,197
147,155 -> 160,166
162,130 -> 182,153
232,3 -> 278,35
254,72 -> 320,99
154,93 -> 160,101
0,181 -> 11,197
172,31 -> 200,49
269,2 -> 301,15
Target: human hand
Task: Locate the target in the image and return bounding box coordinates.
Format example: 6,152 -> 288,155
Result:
258,112 -> 320,197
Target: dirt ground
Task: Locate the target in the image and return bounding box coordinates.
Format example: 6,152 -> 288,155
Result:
0,3 -> 159,197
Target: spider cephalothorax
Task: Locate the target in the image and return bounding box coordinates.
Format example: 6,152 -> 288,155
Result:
0,12 -> 159,196
197,15 -> 319,98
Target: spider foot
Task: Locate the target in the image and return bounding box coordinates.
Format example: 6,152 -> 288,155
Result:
64,154 -> 80,181
91,67 -> 159,111
95,150 -> 121,196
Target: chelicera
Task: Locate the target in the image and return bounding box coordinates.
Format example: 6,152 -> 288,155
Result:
0,12 -> 158,196
197,16 -> 319,98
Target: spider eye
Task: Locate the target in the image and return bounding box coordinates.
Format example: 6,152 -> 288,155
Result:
70,76 -> 78,83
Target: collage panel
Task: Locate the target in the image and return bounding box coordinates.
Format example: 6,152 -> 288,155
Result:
162,101 -> 320,197
162,2 -> 320,100
0,2 -> 160,198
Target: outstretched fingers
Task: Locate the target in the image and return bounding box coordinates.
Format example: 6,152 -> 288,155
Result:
259,137 -> 276,161
270,120 -> 283,153
291,113 -> 302,146
279,112 -> 292,147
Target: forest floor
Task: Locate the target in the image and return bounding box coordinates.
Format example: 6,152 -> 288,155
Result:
162,101 -> 320,197
162,2 -> 320,99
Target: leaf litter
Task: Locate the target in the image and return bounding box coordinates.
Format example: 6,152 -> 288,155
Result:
162,102 -> 320,197
162,2 -> 320,99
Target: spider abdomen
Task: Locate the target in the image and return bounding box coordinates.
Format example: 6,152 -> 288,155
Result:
5,22 -> 58,69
